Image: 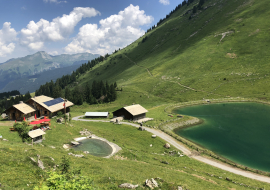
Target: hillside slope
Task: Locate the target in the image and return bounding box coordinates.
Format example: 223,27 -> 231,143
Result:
73,0 -> 270,105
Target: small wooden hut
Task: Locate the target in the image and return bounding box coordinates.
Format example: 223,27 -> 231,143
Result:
28,129 -> 46,144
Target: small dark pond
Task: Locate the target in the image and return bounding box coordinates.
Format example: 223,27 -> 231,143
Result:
174,102 -> 270,172
72,139 -> 113,157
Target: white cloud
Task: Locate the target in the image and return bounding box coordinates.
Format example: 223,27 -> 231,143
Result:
21,6 -> 26,10
43,0 -> 67,4
20,7 -> 100,50
0,22 -> 17,57
159,0 -> 170,5
48,51 -> 59,56
65,4 -> 153,55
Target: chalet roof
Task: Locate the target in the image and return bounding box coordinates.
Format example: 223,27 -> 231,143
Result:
123,104 -> 148,116
28,129 -> 46,138
13,103 -> 36,114
85,112 -> 109,117
30,95 -> 74,113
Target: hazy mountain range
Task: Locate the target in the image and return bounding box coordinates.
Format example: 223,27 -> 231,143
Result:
0,51 -> 99,93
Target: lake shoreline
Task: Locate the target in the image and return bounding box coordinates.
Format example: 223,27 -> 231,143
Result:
162,100 -> 270,176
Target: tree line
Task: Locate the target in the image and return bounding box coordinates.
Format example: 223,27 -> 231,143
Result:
35,80 -> 117,105
0,90 -> 20,99
145,0 -> 205,34
0,92 -> 31,113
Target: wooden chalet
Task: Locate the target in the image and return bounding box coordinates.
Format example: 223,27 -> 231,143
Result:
112,104 -> 148,121
5,102 -> 36,121
26,95 -> 74,118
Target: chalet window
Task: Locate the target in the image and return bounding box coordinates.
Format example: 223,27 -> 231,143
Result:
45,111 -> 47,114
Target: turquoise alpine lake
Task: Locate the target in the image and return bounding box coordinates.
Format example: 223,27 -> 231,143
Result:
72,138 -> 113,157
174,102 -> 270,172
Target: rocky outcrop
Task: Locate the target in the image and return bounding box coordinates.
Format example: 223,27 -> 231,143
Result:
37,154 -> 45,170
68,153 -> 84,158
118,183 -> 139,189
79,129 -> 91,136
145,178 -> 158,189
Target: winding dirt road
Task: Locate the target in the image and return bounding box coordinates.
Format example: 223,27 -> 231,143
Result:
72,116 -> 270,183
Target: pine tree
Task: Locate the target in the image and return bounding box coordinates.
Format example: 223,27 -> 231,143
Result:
65,88 -> 72,101
110,84 -> 117,102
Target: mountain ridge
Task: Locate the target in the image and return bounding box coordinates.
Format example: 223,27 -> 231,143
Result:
0,51 -> 100,92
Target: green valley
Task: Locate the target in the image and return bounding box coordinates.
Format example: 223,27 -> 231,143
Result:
1,0 -> 270,189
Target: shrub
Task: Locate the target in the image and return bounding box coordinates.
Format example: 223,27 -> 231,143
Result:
13,121 -> 31,142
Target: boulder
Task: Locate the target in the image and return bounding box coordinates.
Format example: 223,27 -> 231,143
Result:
83,151 -> 89,154
164,143 -> 170,149
145,178 -> 158,189
178,186 -> 183,190
63,144 -> 70,149
37,154 -> 45,170
138,126 -> 145,131
118,183 -> 139,189
57,118 -> 64,123
152,135 -> 157,138
145,179 -> 154,189
151,178 -> 158,188
74,154 -> 84,158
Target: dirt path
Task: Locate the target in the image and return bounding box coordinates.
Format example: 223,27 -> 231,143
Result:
73,115 -> 270,184
123,55 -> 153,77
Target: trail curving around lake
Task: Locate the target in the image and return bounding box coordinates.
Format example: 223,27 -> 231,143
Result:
72,115 -> 270,184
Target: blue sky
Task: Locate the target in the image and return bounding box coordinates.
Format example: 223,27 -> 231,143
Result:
0,0 -> 183,62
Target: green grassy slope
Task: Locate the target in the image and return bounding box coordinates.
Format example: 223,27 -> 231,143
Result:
74,0 -> 270,105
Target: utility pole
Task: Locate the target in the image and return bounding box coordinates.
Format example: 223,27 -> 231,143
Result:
64,98 -> 67,126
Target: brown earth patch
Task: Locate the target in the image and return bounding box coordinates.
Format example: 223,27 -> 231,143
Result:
192,174 -> 218,185
226,53 -> 237,59
113,155 -> 127,160
0,122 -> 14,126
249,29 -> 260,36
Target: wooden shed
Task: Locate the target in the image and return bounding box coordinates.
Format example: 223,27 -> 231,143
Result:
112,104 -> 148,121
85,112 -> 109,118
26,95 -> 74,118
28,129 -> 46,143
5,102 -> 36,121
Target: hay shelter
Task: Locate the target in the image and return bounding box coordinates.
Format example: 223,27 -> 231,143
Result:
112,104 -> 148,121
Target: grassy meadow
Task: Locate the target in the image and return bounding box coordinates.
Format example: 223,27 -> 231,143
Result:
1,118 -> 270,189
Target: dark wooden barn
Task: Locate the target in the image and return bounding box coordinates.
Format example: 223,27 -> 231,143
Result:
5,102 -> 36,121
112,104 -> 148,121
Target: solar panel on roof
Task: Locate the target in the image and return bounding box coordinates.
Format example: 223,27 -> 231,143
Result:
43,97 -> 64,107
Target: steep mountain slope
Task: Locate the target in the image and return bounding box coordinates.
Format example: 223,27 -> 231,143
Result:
0,51 -> 99,92
74,0 -> 270,104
